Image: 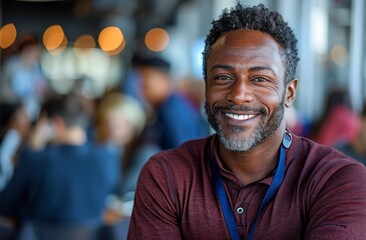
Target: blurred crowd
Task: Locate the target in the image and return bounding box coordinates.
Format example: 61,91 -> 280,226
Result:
286,86 -> 366,166
0,35 -> 210,240
1,34 -> 366,240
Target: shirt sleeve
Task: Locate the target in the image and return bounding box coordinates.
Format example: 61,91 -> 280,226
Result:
304,163 -> 366,239
127,156 -> 182,240
0,151 -> 31,218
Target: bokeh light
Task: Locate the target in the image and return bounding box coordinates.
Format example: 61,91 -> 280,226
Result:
144,28 -> 170,52
104,38 -> 126,56
43,25 -> 67,54
0,23 -> 17,49
98,26 -> 124,55
74,34 -> 96,55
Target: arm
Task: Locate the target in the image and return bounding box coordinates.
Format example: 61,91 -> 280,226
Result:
305,163 -> 366,239
127,156 -> 182,240
0,151 -> 31,218
27,113 -> 55,151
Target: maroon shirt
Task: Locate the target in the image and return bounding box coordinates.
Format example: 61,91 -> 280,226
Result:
128,134 -> 366,239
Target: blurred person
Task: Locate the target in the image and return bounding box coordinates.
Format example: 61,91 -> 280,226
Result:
133,54 -> 210,150
335,103 -> 366,166
310,87 -> 360,146
176,76 -> 206,111
0,34 -> 51,121
128,3 -> 366,239
0,94 -> 119,237
95,92 -> 146,156
94,92 -> 161,240
95,92 -> 160,200
0,101 -> 31,191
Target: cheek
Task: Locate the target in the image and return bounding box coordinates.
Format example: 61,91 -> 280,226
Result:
205,83 -> 228,105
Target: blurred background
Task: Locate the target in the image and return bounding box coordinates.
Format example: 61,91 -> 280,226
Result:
0,0 -> 366,239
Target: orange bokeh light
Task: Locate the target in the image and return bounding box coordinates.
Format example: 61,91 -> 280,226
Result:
74,35 -> 96,55
145,28 -> 170,52
98,26 -> 124,54
0,23 -> 17,49
43,25 -> 67,52
74,35 -> 96,49
103,38 -> 126,56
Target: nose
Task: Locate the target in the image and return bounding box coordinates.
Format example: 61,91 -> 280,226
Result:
226,78 -> 253,104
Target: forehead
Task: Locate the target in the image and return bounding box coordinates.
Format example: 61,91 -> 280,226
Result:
208,30 -> 284,66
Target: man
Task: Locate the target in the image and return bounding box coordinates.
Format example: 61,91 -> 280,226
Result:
0,94 -> 119,234
128,3 -> 366,240
133,54 -> 209,150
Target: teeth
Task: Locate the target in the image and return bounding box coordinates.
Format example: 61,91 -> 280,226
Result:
225,113 -> 255,120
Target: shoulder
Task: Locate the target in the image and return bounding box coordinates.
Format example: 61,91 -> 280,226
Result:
289,134 -> 366,188
162,93 -> 197,114
18,147 -> 47,164
291,136 -> 366,238
82,142 -> 119,158
293,135 -> 363,168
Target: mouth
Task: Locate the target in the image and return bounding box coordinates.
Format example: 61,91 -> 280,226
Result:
221,110 -> 261,128
224,112 -> 257,121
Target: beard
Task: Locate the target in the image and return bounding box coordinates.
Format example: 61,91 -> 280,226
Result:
204,97 -> 285,152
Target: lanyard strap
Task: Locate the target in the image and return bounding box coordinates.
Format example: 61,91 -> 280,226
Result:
211,132 -> 291,240
211,148 -> 242,240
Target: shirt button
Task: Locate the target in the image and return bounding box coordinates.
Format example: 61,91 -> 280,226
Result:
236,207 -> 244,214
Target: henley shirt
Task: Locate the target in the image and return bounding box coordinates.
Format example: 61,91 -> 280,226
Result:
128,134 -> 366,239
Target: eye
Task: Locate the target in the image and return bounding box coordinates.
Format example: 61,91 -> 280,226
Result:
251,77 -> 269,83
216,75 -> 232,81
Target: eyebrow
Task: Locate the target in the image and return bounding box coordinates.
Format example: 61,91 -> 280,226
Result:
248,66 -> 275,73
211,64 -> 275,74
210,64 -> 234,71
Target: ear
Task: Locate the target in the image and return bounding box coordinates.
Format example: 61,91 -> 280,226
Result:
285,79 -> 298,108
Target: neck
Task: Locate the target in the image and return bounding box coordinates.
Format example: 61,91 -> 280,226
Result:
218,128 -> 285,186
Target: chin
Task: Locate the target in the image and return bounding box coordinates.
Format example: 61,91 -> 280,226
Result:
218,127 -> 260,152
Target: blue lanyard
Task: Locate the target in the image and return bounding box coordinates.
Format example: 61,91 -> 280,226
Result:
210,132 -> 292,240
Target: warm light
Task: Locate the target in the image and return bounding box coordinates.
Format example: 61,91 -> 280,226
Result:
331,44 -> 349,67
0,23 -> 17,49
104,38 -> 126,56
48,35 -> 67,55
74,35 -> 96,54
43,25 -> 67,52
98,26 -> 124,53
145,28 -> 170,52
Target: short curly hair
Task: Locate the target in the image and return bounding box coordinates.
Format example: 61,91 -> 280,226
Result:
202,3 -> 300,84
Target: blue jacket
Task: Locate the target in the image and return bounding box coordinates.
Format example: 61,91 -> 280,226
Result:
0,143 -> 119,224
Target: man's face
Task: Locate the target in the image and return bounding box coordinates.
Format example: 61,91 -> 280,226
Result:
205,30 -> 287,152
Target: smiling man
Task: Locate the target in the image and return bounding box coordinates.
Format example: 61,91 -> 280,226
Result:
128,3 -> 366,240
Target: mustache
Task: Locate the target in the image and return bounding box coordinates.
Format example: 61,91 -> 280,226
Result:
212,104 -> 267,115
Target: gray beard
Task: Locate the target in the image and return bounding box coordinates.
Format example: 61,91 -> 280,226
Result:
204,99 -> 285,152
